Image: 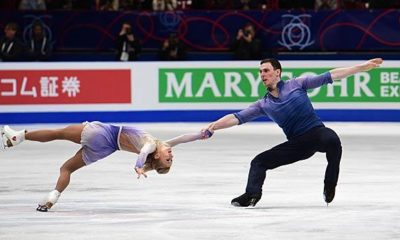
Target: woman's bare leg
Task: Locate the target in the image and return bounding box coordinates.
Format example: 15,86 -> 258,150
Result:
55,148 -> 86,193
25,124 -> 85,144
37,148 -> 86,211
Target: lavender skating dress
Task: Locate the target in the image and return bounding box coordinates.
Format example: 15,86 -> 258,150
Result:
80,121 -> 121,165
80,121 -> 157,166
80,121 -> 203,167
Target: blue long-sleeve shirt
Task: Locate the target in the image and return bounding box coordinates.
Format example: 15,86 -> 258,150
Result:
234,72 -> 333,140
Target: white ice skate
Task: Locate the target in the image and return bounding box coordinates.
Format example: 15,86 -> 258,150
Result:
1,128 -> 7,150
1,125 -> 26,148
37,190 -> 61,212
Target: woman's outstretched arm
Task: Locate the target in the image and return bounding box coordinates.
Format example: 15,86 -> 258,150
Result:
165,130 -> 210,147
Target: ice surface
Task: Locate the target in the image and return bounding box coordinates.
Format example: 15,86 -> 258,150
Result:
1,122 -> 399,240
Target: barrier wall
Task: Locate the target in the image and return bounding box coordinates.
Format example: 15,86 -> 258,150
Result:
1,10 -> 400,52
1,60 -> 400,124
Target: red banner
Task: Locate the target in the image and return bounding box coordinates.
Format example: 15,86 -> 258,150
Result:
0,69 -> 131,104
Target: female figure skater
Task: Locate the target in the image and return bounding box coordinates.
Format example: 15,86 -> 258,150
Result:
1,121 -> 209,212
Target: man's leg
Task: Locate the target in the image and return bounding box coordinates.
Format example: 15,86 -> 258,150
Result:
314,127 -> 342,203
232,139 -> 316,207
245,141 -> 316,194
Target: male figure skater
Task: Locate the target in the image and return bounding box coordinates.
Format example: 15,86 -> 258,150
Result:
205,58 -> 383,207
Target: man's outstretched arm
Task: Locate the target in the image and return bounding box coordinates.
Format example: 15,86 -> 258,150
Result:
207,114 -> 240,132
329,58 -> 383,81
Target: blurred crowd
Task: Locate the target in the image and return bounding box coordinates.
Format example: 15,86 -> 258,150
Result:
0,21 -> 53,62
0,19 -> 190,62
1,0 -> 398,62
1,19 -> 264,62
0,0 -> 398,11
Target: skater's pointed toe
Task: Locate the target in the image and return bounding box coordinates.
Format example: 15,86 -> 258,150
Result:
324,183 -> 336,204
1,125 -> 26,148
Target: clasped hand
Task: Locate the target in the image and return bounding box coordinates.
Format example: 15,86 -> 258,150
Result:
135,167 -> 147,179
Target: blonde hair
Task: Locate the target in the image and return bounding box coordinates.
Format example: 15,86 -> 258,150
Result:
143,140 -> 171,174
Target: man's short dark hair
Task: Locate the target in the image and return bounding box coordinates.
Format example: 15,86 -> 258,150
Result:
260,58 -> 282,72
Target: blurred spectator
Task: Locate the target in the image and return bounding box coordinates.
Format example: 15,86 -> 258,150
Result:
237,0 -> 252,10
153,0 -> 177,11
315,0 -> 337,9
121,0 -> 152,10
119,0 -> 135,10
19,0 -> 47,10
153,0 -> 165,10
0,22 -> 25,62
26,21 -> 53,61
340,0 -> 366,9
116,22 -> 141,61
159,33 -> 186,61
165,0 -> 177,10
95,0 -> 119,10
176,0 -> 192,9
230,23 -> 261,60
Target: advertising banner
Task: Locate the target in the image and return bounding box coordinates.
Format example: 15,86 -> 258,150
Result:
0,61 -> 399,123
159,67 -> 400,103
0,69 -> 131,104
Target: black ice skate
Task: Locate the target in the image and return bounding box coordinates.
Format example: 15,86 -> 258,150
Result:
324,183 -> 336,205
231,192 -> 262,207
36,203 -> 53,212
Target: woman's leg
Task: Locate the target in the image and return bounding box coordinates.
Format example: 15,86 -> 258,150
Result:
37,148 -> 86,212
55,148 -> 86,192
26,124 -> 85,144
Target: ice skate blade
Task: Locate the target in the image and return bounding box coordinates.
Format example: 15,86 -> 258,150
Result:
36,205 -> 48,212
231,202 -> 256,207
36,202 -> 53,212
231,202 -> 243,207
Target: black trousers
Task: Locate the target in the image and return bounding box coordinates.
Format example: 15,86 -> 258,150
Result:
245,126 -> 342,194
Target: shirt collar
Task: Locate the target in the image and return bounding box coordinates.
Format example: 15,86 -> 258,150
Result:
264,80 -> 284,99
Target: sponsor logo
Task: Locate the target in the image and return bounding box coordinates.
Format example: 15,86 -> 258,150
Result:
0,69 -> 131,104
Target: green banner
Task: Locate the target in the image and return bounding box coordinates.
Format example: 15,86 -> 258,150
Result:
159,68 -> 400,102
